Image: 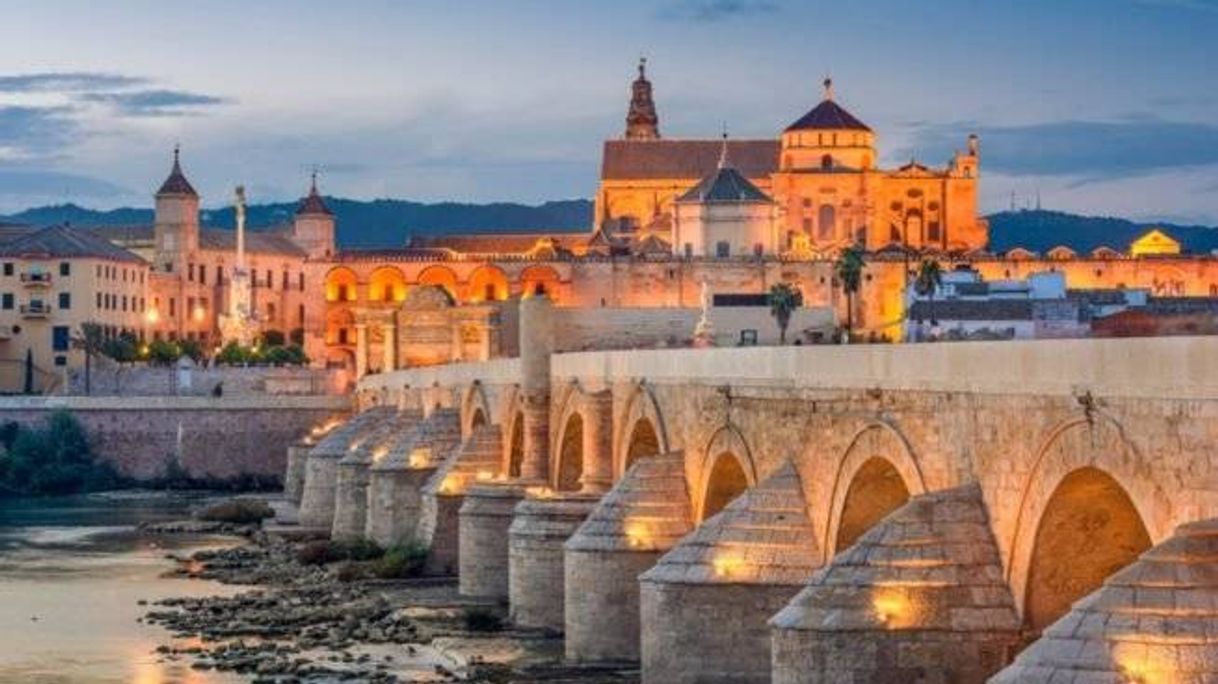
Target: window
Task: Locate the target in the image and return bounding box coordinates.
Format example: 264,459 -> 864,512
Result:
818,205 -> 836,241
58,292 -> 70,310
188,263 -> 195,282
282,271 -> 289,289
54,355 -> 67,367
52,326 -> 69,352
199,267 -> 205,285
169,298 -> 176,317
267,302 -> 276,320
216,265 -> 223,285
927,221 -> 941,243
1,293 -> 12,310
186,297 -> 194,317
5,263 -> 15,276
121,295 -> 128,312
298,273 -> 305,291
715,241 -> 731,258
338,328 -> 349,345
59,262 -> 70,276
96,265 -> 101,278
266,270 -> 273,289
821,154 -> 833,170
298,304 -> 305,324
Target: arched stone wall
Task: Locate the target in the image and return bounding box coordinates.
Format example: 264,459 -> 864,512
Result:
1022,466 -> 1151,632
695,425 -> 757,521
555,412 -> 584,492
832,456 -> 911,552
549,382 -> 585,487
614,382 -> 671,478
1005,412 -> 1168,622
823,421 -> 926,562
460,382 -> 492,439
622,418 -> 661,473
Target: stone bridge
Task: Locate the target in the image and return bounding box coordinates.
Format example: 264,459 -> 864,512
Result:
291,298 -> 1218,683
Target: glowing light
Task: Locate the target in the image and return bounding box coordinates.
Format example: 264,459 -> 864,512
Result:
192,305 -> 206,322
872,589 -> 913,628
372,446 -> 389,463
1115,643 -> 1174,684
475,470 -> 493,482
408,449 -> 429,468
711,552 -> 747,578
526,486 -> 554,499
439,475 -> 461,494
625,520 -> 650,548
144,308 -> 159,324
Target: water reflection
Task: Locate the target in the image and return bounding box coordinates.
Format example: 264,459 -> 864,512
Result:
0,493 -> 246,684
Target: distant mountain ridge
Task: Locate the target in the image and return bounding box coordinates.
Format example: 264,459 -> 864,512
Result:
3,202 -> 1217,254
0,198 -> 595,249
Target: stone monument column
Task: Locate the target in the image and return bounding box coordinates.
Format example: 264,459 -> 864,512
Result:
381,321 -> 397,372
518,294 -> 553,482
579,389 -> 614,493
354,322 -> 368,379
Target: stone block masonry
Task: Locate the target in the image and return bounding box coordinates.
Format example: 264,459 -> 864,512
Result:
0,395 -> 349,482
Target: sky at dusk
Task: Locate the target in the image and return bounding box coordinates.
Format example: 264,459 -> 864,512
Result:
1,0 -> 1216,224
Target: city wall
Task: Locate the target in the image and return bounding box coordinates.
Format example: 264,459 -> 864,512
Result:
0,395 -> 350,481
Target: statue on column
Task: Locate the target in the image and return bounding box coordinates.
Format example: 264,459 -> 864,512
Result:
218,185 -> 261,347
693,278 -> 716,347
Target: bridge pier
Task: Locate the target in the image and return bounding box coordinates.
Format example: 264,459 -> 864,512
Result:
298,407 -> 393,530
416,423 -> 504,576
639,462 -> 818,684
509,492 -> 599,631
459,481 -> 529,599
564,452 -> 692,663
365,410 -> 459,549
992,517 -> 1218,683
331,411 -> 418,542
284,442 -> 311,504
770,484 -> 1021,684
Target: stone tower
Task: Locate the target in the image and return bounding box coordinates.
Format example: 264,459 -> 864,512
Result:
153,146 -> 199,274
292,172 -> 337,259
625,58 -> 660,141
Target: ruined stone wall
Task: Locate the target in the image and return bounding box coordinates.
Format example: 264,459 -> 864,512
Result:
0,395 -> 349,481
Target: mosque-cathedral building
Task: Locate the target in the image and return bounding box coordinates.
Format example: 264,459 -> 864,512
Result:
1,61 -> 1216,383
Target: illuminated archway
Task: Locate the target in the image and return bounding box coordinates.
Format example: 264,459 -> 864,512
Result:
555,412 -> 584,492
1024,467 -> 1151,632
701,451 -> 748,521
833,457 -> 910,552
469,408 -> 487,431
521,265 -> 561,301
467,265 -> 509,303
368,266 -> 408,303
623,417 -> 660,472
417,265 -> 459,300
325,267 -> 358,302
506,411 -> 524,478
325,307 -> 355,346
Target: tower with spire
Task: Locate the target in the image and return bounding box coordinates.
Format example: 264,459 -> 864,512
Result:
153,145 -> 200,274
292,170 -> 337,259
625,57 -> 660,141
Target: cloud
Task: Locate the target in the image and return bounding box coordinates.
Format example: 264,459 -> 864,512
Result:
657,0 -> 778,22
0,71 -> 147,93
79,89 -> 228,117
0,105 -> 78,160
902,118 -> 1218,179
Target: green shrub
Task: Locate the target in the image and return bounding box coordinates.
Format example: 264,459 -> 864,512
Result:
178,339 -> 203,363
295,539 -> 384,566
0,410 -> 120,496
373,543 -> 429,579
147,340 -> 180,365
216,342 -> 247,365
462,607 -> 503,633
195,498 -> 274,524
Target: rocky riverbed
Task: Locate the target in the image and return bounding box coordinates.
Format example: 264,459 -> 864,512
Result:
143,529 -> 639,683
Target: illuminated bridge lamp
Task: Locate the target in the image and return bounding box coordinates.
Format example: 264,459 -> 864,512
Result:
711,552 -> 746,579
371,446 -> 389,464
408,449 -> 429,469
475,470 -> 493,482
625,521 -> 650,548
439,475 -> 460,495
872,589 -> 912,628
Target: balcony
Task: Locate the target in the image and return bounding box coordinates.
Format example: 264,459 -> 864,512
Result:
19,272 -> 52,288
20,302 -> 51,318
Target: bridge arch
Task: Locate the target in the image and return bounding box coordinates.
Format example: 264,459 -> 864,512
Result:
823,421 -> 926,559
504,407 -> 525,479
1006,413 -> 1165,628
554,411 -> 584,492
696,425 -> 757,522
460,382 -> 492,438
614,382 -> 671,477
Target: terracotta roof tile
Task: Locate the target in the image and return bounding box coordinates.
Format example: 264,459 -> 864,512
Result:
601,139 -> 779,180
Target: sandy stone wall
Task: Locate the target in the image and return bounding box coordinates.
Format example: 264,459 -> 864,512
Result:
0,395 -> 349,481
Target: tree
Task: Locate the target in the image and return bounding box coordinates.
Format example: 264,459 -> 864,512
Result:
75,322 -> 106,396
914,259 -> 944,328
834,245 -> 866,339
767,282 -> 803,344
147,340 -> 180,366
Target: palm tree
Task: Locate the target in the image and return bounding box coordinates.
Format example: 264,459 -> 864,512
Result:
74,322 -> 105,396
914,259 -> 944,327
767,282 -> 803,344
834,245 -> 866,339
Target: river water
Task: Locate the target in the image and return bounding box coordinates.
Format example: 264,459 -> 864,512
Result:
0,493 -> 247,684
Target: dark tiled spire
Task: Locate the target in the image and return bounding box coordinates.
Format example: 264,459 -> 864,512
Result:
156,144 -> 198,197
296,170 -> 333,216
785,78 -> 871,133
625,57 -> 660,141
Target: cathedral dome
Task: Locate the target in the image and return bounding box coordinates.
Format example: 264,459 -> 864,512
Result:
156,146 -> 198,197
785,78 -> 870,133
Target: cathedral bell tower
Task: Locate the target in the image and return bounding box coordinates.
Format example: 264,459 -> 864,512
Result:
292,171 -> 337,259
153,145 -> 200,274
625,57 -> 660,140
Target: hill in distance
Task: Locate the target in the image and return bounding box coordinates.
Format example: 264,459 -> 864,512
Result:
1,198 -> 594,249
4,201 -> 1216,254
